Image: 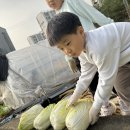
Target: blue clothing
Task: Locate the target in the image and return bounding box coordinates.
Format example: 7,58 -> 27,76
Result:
58,0 -> 113,31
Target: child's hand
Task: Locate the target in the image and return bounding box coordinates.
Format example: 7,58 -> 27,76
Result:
66,95 -> 78,108
89,105 -> 101,125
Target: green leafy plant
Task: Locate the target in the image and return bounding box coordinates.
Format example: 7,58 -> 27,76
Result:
96,0 -> 130,21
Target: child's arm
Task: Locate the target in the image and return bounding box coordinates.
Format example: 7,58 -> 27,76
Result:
67,55 -> 97,106
89,48 -> 120,124
88,24 -> 121,124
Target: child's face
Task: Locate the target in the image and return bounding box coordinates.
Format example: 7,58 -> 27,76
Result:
45,0 -> 64,10
56,26 -> 85,57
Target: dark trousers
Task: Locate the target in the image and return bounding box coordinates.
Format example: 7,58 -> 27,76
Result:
114,62 -> 130,107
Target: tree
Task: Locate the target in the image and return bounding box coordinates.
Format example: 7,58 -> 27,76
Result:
96,0 -> 130,21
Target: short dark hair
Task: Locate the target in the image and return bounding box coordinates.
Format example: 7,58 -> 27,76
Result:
46,12 -> 82,46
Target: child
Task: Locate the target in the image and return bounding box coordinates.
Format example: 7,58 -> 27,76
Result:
45,0 -> 116,116
46,12 -> 130,125
45,0 -> 113,73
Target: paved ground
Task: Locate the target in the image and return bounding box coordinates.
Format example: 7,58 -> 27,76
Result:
1,115 -> 130,130
88,115 -> 130,130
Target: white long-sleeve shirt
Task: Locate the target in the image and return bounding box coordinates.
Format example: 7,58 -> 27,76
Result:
73,22 -> 130,108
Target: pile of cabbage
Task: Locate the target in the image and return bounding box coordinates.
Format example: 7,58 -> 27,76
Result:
18,98 -> 93,130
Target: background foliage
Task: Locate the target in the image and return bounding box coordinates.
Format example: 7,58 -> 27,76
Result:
95,0 -> 130,21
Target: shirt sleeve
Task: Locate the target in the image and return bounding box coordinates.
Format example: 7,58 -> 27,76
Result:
73,0 -> 114,26
71,54 -> 97,100
93,44 -> 120,108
